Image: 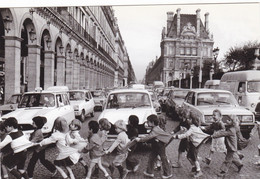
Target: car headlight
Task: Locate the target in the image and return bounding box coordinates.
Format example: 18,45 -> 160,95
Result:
241,115 -> 253,123
74,105 -> 79,111
204,115 -> 213,123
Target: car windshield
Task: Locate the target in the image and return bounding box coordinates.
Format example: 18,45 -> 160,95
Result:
69,91 -> 84,100
6,95 -> 21,104
18,93 -> 55,108
91,91 -> 102,97
197,92 -> 237,106
247,81 -> 260,93
106,92 -> 152,109
174,90 -> 188,99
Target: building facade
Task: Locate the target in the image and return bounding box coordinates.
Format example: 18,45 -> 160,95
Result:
0,7 -> 135,101
145,8 -> 214,87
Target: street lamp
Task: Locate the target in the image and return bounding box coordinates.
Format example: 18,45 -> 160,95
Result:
190,69 -> 194,89
210,64 -> 214,80
213,47 -> 220,74
179,73 -> 182,88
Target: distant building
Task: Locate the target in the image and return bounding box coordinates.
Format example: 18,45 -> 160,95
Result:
0,7 -> 135,101
145,8 -> 214,87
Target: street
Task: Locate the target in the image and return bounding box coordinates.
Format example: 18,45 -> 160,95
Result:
8,112 -> 260,179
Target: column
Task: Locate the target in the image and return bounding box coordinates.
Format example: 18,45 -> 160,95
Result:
4,36 -> 22,101
89,65 -> 93,90
27,44 -> 41,92
85,63 -> 89,89
73,59 -> 77,89
80,61 -> 85,89
44,50 -> 55,89
65,58 -> 73,89
56,55 -> 66,86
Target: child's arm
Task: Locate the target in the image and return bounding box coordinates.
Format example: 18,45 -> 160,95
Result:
175,127 -> 193,139
30,130 -> 44,143
65,133 -> 78,145
40,132 -> 58,146
0,135 -> 12,150
106,138 -> 121,153
212,128 -> 234,138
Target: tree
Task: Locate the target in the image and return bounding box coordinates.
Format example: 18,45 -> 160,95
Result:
221,41 -> 260,72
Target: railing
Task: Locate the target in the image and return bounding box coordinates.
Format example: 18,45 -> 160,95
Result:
55,7 -> 98,48
98,45 -> 116,65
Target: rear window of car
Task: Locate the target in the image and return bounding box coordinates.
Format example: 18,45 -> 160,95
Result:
106,92 -> 151,109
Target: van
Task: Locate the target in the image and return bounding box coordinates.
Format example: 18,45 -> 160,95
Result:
219,70 -> 260,120
204,80 -> 220,89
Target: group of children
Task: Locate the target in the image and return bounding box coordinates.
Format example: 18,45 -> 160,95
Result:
0,108 -> 255,179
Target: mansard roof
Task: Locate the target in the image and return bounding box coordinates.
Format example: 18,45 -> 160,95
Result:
167,13 -> 209,39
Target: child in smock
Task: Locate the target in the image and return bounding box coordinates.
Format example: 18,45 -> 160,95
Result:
201,109 -> 226,165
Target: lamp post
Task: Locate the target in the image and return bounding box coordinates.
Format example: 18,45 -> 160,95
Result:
210,64 -> 214,80
213,47 -> 219,74
190,69 -> 194,89
179,73 -> 182,88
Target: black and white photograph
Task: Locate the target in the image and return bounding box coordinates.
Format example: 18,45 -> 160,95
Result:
0,0 -> 260,178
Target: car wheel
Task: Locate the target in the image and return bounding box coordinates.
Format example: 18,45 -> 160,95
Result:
80,110 -> 85,122
90,110 -> 94,117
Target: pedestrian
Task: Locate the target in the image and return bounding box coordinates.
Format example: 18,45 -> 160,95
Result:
81,121 -> 111,179
104,120 -> 130,179
40,117 -> 80,179
0,121 -> 12,179
154,114 -> 168,170
0,117 -> 33,179
27,116 -> 57,179
173,113 -> 210,178
91,118 -> 112,178
171,110 -> 191,168
211,114 -> 243,177
136,114 -> 172,179
125,115 -> 140,172
200,109 -> 226,165
249,121 -> 260,164
65,119 -> 89,175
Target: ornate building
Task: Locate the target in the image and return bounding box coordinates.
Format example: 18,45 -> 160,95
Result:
0,7 -> 135,101
145,8 -> 214,87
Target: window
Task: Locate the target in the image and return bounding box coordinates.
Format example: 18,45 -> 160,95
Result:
192,48 -> 197,56
180,47 -> 185,55
186,92 -> 195,105
185,47 -> 191,55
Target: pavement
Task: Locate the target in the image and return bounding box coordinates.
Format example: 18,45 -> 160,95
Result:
6,113 -> 260,179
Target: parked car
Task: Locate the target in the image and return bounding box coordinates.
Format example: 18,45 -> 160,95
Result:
0,88 -> 75,136
182,89 -> 255,138
165,88 -> 189,120
98,88 -> 157,139
0,93 -> 22,116
148,90 -> 162,114
91,90 -> 107,111
69,90 -> 95,121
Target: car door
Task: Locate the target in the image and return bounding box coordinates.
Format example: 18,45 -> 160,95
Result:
59,93 -> 75,121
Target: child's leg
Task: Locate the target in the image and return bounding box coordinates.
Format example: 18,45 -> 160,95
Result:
220,151 -> 235,173
86,161 -> 96,179
157,143 -> 171,176
55,165 -> 68,178
97,159 -> 109,177
79,158 -> 89,175
2,164 -> 9,178
65,166 -> 75,179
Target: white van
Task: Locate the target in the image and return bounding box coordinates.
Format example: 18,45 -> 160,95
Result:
219,70 -> 260,119
204,80 -> 220,89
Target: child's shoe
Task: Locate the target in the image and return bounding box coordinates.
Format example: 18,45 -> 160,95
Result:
162,174 -> 173,179
203,157 -> 211,165
238,164 -> 243,172
191,167 -> 197,173
172,162 -> 182,168
217,171 -> 226,177
143,171 -> 155,177
194,170 -> 203,178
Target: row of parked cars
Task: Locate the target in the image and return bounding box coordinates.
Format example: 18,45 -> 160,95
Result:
0,86 -> 108,137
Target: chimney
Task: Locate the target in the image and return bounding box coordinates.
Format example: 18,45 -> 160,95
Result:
205,12 -> 209,33
167,11 -> 174,34
196,9 -> 201,37
177,8 -> 181,36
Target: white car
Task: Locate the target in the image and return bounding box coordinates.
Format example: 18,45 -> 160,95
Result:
69,90 -> 95,121
91,90 -> 107,111
0,88 -> 75,136
98,89 -> 157,139
182,89 -> 255,138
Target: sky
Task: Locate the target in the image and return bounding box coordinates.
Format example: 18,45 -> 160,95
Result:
1,0 -> 260,81
113,3 -> 260,81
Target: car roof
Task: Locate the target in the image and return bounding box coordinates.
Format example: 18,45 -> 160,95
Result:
188,88 -> 231,93
108,88 -> 150,94
69,89 -> 90,92
24,90 -> 67,95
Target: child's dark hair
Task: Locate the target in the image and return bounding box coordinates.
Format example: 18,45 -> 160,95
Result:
32,116 -> 47,129
128,115 -> 139,127
190,112 -> 200,127
147,114 -> 159,126
4,117 -> 18,129
88,121 -> 99,133
0,121 -> 5,131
